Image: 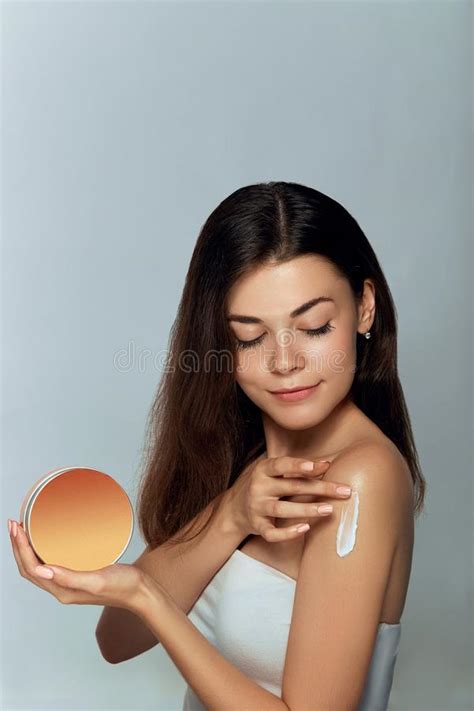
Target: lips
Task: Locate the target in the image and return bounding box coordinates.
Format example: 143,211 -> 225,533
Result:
269,381 -> 322,402
270,383 -> 320,394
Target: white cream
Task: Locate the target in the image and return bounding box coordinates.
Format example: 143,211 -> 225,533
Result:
336,489 -> 359,557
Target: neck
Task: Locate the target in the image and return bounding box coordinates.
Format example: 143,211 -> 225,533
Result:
262,395 -> 361,461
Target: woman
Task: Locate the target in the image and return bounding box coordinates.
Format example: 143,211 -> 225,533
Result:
9,181 -> 424,710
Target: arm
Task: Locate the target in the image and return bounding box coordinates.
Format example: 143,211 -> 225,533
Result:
95,487 -> 248,664
281,442 -> 412,710
136,574 -> 290,711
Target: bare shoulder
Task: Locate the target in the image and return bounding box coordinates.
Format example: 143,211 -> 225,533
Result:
324,437 -> 414,525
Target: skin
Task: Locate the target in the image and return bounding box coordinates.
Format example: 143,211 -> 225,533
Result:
226,253 -> 376,451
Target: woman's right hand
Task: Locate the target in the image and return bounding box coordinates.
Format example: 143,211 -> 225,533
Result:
227,454 -> 353,542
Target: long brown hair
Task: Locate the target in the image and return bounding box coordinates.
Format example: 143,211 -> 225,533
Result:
135,181 -> 426,548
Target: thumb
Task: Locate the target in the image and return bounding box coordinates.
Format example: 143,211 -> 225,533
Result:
34,564 -> 74,585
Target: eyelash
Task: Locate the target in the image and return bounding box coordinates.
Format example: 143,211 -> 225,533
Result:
235,322 -> 335,350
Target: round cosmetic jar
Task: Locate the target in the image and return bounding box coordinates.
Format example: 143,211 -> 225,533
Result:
19,466 -> 134,570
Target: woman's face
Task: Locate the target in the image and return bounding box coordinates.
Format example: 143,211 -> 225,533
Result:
225,255 -> 375,431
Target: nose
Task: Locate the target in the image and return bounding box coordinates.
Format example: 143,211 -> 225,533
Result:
268,332 -> 305,374
272,358 -> 302,375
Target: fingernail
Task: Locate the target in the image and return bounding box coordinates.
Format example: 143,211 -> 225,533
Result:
295,523 -> 310,532
336,486 -> 352,495
12,522 -> 17,537
35,566 -> 54,579
301,461 -> 314,471
318,504 -> 333,514
7,520 -> 11,535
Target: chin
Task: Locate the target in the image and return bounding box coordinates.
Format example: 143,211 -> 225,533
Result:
268,408 -> 327,431
277,419 -> 319,432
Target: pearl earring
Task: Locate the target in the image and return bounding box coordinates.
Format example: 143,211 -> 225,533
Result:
364,331 -> 371,339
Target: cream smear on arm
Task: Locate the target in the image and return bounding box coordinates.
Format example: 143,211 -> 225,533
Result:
336,490 -> 360,557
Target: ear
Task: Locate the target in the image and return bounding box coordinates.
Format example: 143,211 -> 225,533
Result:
357,279 -> 376,334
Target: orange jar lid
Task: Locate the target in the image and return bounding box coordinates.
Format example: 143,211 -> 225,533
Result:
19,467 -> 134,571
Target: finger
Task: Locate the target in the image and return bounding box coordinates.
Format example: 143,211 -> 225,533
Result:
31,563 -> 103,604
313,480 -> 353,498
43,565 -> 104,596
267,477 -> 353,499
264,456 -> 311,477
266,498 -> 333,519
263,456 -> 330,479
30,565 -> 98,604
9,521 -> 29,578
266,477 -> 322,497
13,521 -> 45,574
280,459 -> 332,479
259,521 -> 314,542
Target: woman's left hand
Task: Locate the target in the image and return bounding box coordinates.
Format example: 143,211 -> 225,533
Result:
8,519 -> 151,615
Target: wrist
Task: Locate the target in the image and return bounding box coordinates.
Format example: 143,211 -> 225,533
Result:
132,570 -> 165,620
219,487 -> 250,540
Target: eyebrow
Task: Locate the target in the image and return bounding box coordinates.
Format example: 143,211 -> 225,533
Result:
226,296 -> 335,324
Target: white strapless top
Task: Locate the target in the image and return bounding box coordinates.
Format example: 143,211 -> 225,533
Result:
182,548 -> 401,711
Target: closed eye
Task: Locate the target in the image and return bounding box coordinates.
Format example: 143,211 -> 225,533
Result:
235,322 -> 335,350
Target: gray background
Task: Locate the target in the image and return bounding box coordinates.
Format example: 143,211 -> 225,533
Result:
2,1 -> 472,710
